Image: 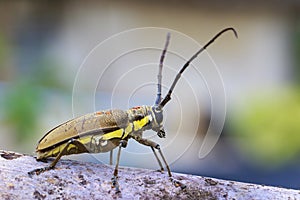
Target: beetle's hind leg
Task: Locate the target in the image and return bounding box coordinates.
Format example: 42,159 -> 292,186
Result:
28,139 -> 87,177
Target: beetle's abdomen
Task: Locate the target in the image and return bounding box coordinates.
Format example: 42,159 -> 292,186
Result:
36,109 -> 129,155
36,137 -> 122,160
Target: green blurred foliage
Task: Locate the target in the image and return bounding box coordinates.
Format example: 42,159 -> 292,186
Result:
2,58 -> 68,144
231,87 -> 300,167
3,81 -> 42,142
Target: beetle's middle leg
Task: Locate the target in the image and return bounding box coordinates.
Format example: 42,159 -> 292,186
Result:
109,150 -> 113,165
28,139 -> 87,176
111,140 -> 127,193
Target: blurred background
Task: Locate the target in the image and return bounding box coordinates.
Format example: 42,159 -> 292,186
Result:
0,0 -> 300,189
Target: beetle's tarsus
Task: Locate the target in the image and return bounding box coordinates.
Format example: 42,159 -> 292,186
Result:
28,166 -> 54,177
170,177 -> 186,189
155,168 -> 164,173
111,176 -> 120,193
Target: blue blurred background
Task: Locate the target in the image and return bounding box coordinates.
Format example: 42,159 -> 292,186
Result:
0,1 -> 300,189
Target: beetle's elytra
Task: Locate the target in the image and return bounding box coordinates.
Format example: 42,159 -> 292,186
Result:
28,28 -> 238,193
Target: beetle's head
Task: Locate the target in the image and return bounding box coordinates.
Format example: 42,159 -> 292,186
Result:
150,106 -> 165,138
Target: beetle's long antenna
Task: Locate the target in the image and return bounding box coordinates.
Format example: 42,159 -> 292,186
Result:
155,32 -> 171,106
159,27 -> 238,108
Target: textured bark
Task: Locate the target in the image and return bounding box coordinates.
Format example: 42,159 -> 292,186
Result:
0,150 -> 299,200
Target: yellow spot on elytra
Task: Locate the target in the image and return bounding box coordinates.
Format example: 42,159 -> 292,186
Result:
122,123 -> 133,139
102,129 -> 123,140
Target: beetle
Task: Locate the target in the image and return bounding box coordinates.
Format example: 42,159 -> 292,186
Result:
28,27 -> 238,193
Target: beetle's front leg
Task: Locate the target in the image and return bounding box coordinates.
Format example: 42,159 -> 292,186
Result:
111,140 -> 127,193
150,146 -> 164,172
132,135 -> 186,189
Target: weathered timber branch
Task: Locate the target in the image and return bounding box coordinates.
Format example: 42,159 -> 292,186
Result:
0,150 -> 299,200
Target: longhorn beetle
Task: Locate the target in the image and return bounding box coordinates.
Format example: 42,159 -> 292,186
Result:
28,27 -> 238,192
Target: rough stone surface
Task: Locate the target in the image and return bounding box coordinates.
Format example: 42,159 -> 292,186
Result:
0,150 -> 299,200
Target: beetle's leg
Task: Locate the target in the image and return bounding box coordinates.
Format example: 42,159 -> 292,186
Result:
28,139 -> 86,176
132,136 -> 186,189
132,136 -> 171,176
111,140 -> 127,193
150,146 -> 164,172
109,150 -> 113,165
